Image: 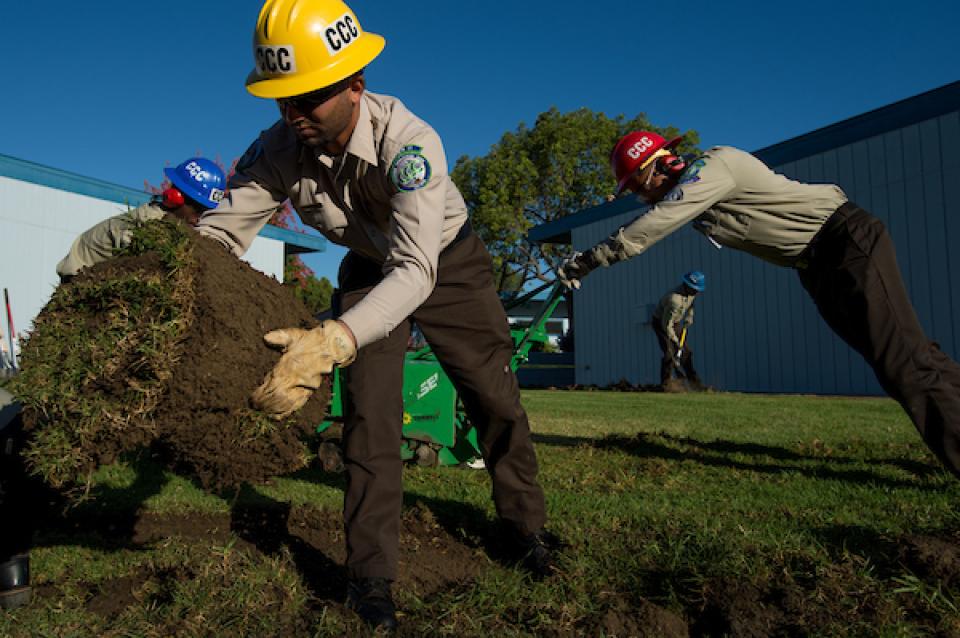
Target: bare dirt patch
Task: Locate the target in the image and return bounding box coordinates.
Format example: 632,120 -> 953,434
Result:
84,568 -> 155,620
61,501 -> 489,632
231,501 -> 487,601
596,594 -> 689,638
688,544 -> 960,637
899,533 -> 960,587
28,500 -> 960,635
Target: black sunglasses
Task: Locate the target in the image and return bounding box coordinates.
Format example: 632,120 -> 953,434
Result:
276,77 -> 352,113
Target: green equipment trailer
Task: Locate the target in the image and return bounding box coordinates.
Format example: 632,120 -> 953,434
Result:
317,282 -> 566,469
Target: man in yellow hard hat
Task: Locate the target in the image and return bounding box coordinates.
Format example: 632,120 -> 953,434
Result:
196,0 -> 553,629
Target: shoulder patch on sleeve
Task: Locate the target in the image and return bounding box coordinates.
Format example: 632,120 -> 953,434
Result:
678,158 -> 706,185
389,145 -> 431,191
236,139 -> 263,174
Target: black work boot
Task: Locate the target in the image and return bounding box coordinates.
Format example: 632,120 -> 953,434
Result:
0,554 -> 31,610
346,577 -> 398,631
512,530 -> 561,580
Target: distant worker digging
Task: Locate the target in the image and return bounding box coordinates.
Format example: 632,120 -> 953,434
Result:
652,271 -> 706,392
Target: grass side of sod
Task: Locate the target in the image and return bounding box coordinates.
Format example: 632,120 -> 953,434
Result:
3,390 -> 959,637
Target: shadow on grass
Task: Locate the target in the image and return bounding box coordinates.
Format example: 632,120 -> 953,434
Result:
28,451 -> 333,549
28,449 -> 172,552
532,431 -> 946,490
228,482 -> 348,604
399,489 -> 514,559
807,523 -> 904,577
23,449 -> 505,604
22,453 -> 345,601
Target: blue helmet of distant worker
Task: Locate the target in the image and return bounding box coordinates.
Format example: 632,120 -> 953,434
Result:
162,158 -> 226,210
683,271 -> 706,292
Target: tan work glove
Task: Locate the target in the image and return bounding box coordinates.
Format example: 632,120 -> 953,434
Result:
557,251 -> 599,290
251,320 -> 357,419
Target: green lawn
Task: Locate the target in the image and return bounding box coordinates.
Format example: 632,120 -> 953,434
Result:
3,390 -> 959,637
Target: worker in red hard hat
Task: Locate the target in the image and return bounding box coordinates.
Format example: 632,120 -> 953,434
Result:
609,131 -> 686,199
559,132 -> 960,477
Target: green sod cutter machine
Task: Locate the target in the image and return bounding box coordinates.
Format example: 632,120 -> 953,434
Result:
316,282 -> 566,469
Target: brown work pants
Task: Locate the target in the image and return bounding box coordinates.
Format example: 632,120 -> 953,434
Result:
651,321 -> 699,385
337,234 -> 547,580
799,202 -> 960,476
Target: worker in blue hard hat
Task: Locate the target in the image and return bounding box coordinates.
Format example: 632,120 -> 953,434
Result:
0,157 -> 226,610
652,271 -> 706,391
56,157 -> 226,281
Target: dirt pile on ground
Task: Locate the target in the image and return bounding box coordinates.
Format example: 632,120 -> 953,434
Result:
21,489 -> 960,635
56,501 -> 489,633
9,218 -> 331,492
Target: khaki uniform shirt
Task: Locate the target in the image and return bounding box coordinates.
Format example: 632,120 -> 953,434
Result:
652,286 -> 695,345
196,91 -> 469,349
588,146 -> 848,269
56,202 -> 166,279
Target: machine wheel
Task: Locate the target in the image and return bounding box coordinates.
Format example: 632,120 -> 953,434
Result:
317,441 -> 345,473
414,444 -> 438,467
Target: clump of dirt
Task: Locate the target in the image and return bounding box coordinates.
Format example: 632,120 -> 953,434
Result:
692,578 -> 785,638
149,228 -> 329,489
233,501 -> 486,600
85,567 -> 156,619
899,533 -> 960,587
10,218 -> 330,493
688,547 -> 960,638
48,501 -> 489,634
608,378 -> 665,393
593,594 -> 688,638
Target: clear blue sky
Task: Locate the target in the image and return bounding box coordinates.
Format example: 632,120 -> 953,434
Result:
3,0 -> 958,282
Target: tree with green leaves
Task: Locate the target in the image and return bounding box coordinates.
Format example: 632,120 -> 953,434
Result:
284,259 -> 333,315
451,107 -> 699,298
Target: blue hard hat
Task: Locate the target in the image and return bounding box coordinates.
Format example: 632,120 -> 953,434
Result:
682,270 -> 706,292
163,158 -> 226,209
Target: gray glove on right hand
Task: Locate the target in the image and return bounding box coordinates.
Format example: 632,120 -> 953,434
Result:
557,251 -> 598,290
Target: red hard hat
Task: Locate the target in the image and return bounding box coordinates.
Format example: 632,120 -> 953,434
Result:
611,131 -> 683,195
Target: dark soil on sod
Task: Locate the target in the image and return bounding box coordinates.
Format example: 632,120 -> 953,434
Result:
14,221 -> 331,492
147,231 -> 331,489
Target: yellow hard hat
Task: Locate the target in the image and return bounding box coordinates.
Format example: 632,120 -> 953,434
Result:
245,0 -> 386,99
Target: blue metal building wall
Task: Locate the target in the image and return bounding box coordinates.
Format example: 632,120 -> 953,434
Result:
570,108 -> 960,395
